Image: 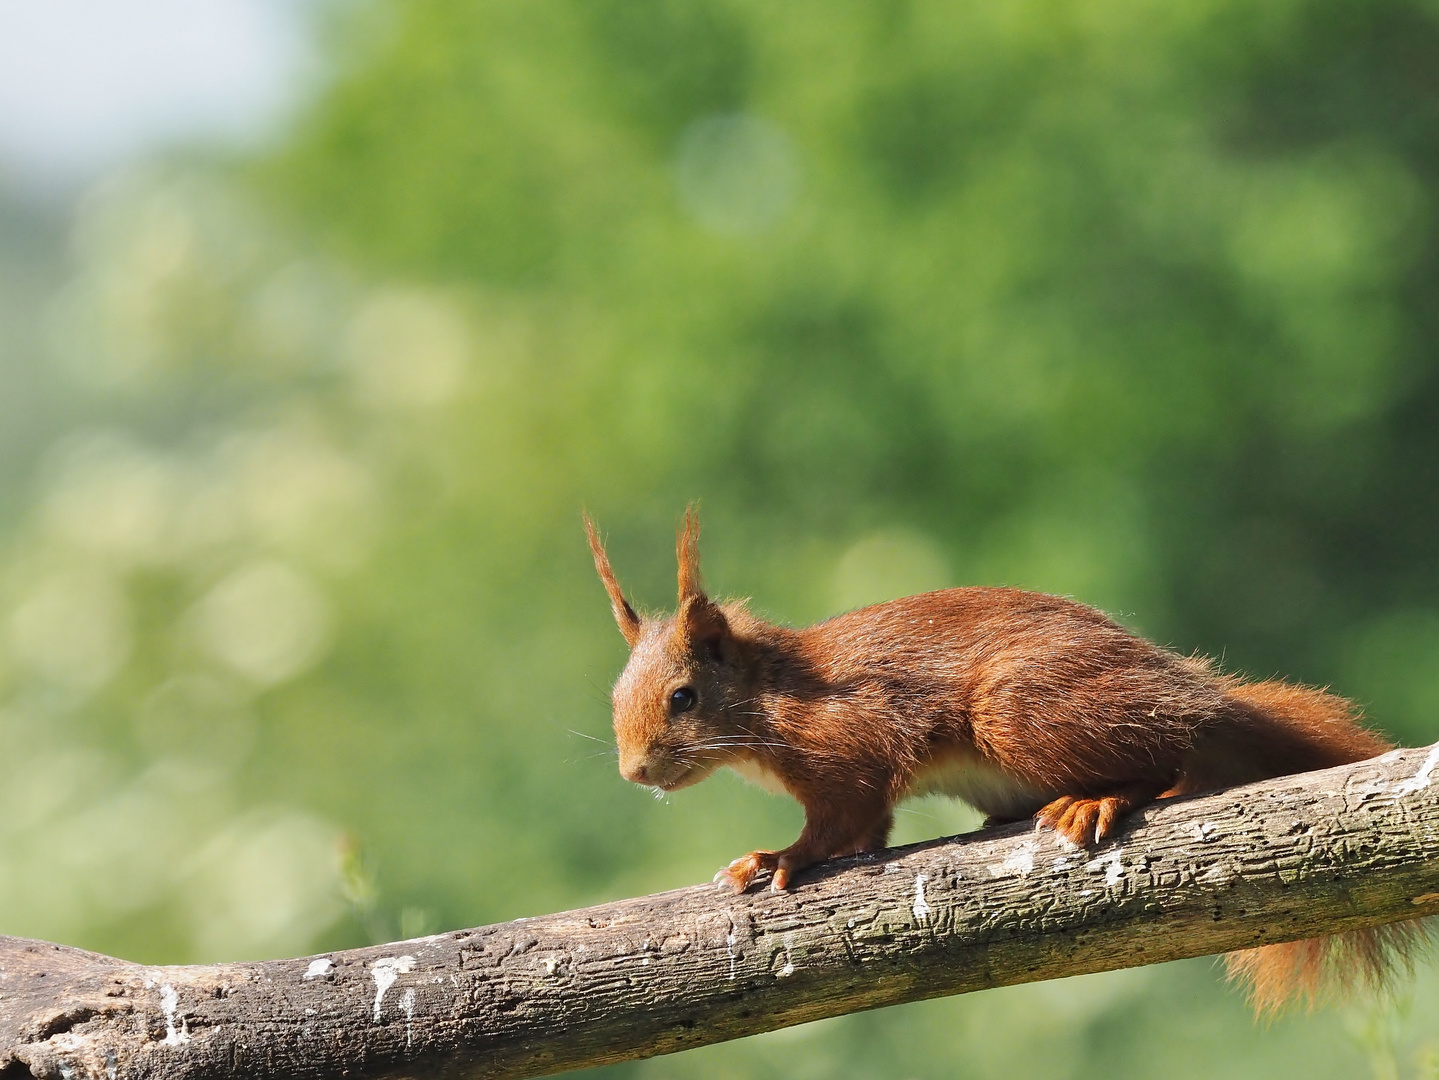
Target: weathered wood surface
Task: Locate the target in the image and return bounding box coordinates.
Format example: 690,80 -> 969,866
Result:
5,744 -> 1439,1080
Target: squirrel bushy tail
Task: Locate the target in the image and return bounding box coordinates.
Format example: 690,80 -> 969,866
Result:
1226,923 -> 1429,1018
1194,678 -> 1429,1016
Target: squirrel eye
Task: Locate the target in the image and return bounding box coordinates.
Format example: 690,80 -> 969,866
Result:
669,686 -> 698,714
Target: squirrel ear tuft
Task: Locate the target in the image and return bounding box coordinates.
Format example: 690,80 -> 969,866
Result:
677,504 -> 703,603
678,594 -> 729,657
584,513 -> 642,648
675,507 -> 730,656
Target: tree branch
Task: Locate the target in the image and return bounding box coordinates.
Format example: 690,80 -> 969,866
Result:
5,744 -> 1439,1080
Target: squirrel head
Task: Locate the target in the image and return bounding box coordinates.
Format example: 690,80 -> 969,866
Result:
585,509 -> 755,792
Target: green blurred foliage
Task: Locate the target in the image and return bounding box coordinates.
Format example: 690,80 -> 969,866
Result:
6,0 -> 1439,1076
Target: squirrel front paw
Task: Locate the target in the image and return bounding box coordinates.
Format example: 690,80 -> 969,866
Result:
715,850 -> 784,893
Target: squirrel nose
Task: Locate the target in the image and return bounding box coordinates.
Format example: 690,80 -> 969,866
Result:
620,758 -> 651,785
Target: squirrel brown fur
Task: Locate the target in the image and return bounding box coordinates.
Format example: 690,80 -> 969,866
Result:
585,509 -> 1423,1016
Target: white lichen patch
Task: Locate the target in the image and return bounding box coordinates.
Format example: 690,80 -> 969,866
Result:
400,987 -> 417,1048
1193,822 -> 1217,842
912,874 -> 932,925
370,955 -> 416,1021
989,840 -> 1036,878
303,958 -> 333,979
1105,853 -> 1125,886
1086,848 -> 1125,886
775,931 -> 796,978
1397,745 -> 1439,795
159,984 -> 190,1046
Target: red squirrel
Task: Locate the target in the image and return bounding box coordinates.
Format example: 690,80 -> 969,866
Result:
586,509 -> 1421,1014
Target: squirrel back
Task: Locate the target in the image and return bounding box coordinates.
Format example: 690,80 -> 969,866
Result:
585,509 -> 1424,1016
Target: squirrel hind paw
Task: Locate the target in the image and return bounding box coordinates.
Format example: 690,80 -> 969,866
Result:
1035,795 -> 1128,847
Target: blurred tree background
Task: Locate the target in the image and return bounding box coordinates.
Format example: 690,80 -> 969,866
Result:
5,0 -> 1439,1076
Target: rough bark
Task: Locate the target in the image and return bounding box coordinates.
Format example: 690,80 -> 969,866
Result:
5,744 -> 1439,1080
